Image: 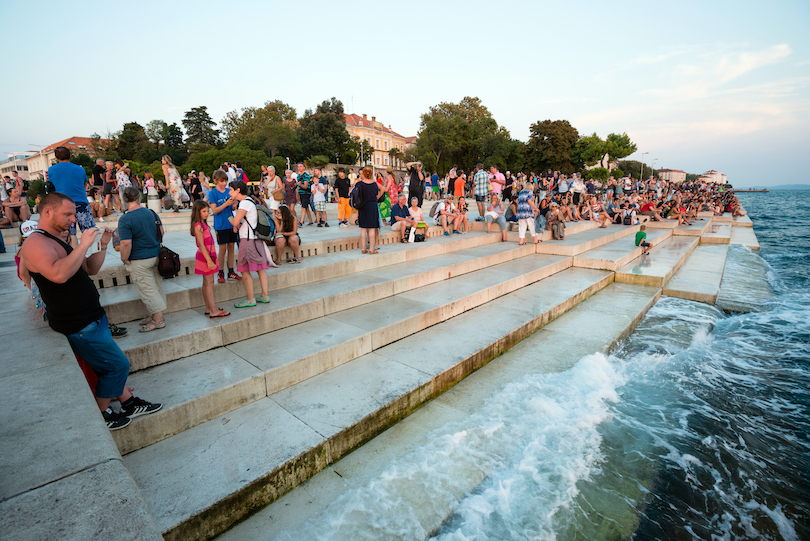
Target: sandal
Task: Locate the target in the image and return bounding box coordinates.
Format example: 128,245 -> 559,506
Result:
139,316 -> 153,325
139,320 -> 165,332
369,250 -> 379,254
361,249 -> 368,254
204,307 -> 224,316
209,310 -> 231,318
235,299 -> 257,308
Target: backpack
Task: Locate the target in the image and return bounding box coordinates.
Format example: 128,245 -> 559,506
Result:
350,183 -> 365,210
428,201 -> 441,218
247,197 -> 276,242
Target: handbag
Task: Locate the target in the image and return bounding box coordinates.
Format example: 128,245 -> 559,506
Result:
272,179 -> 284,201
151,210 -> 181,278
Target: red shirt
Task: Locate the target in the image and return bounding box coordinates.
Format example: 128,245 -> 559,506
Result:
641,202 -> 654,213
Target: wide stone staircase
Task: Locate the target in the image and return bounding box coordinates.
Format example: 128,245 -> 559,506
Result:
0,211 -> 764,541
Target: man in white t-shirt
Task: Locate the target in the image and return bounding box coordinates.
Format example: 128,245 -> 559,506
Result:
224,162 -> 237,185
434,195 -> 461,236
311,172 -> 329,227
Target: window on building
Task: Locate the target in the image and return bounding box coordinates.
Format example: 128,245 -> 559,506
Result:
376,156 -> 380,165
375,138 -> 380,148
384,141 -> 388,151
384,157 -> 389,166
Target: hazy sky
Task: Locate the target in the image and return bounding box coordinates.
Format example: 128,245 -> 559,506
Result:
2,0 -> 808,186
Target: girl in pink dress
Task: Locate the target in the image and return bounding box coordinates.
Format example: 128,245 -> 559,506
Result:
190,200 -> 229,318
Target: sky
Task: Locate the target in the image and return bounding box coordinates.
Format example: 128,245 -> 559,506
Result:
2,0 -> 808,187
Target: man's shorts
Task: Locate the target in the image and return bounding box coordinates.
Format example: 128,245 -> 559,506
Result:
216,228 -> 239,245
314,201 -> 326,212
70,201 -> 96,236
299,193 -> 311,208
66,313 -> 129,398
392,220 -> 404,231
475,195 -> 486,203
102,182 -> 115,196
432,186 -> 440,193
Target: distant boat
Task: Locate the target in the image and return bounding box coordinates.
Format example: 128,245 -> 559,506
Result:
735,188 -> 769,193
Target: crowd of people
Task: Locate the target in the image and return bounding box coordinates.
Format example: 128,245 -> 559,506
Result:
8,145 -> 749,433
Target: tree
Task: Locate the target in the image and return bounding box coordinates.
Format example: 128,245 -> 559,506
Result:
181,143 -> 270,183
412,97 -> 521,175
183,106 -> 221,155
604,133 -> 637,169
617,160 -> 652,180
575,133 -> 607,169
116,122 -> 150,161
221,100 -> 297,143
524,120 -> 580,174
70,153 -> 95,177
298,97 -> 354,163
144,120 -> 168,149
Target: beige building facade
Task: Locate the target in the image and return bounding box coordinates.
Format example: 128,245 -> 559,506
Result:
26,136 -> 111,179
698,169 -> 727,184
344,114 -> 413,169
658,168 -> 687,183
0,152 -> 34,180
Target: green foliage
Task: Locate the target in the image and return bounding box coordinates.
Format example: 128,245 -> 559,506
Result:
604,133 -> 637,166
575,133 -> 607,168
183,106 -> 221,155
221,100 -> 301,159
267,156 -> 288,175
181,143 -> 270,182
144,120 -> 168,148
305,155 -> 330,168
413,96 -> 522,175
117,122 -> 151,161
612,168 -> 624,178
27,178 -> 46,200
70,153 -> 95,177
617,160 -> 656,180
524,119 -> 580,174
585,167 -> 610,181
298,98 -> 354,163
147,161 -> 165,182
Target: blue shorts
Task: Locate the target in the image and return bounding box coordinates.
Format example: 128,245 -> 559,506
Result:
475,195 -> 486,203
66,313 -> 130,398
69,201 -> 96,236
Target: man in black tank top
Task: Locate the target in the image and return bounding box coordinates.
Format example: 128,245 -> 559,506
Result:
19,193 -> 162,430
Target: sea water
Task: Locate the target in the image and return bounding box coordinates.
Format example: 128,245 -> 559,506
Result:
270,191 -> 809,540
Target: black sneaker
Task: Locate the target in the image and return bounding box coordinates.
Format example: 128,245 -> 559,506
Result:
120,396 -> 163,419
103,408 -> 131,430
324,222 -> 330,227
109,323 -> 127,338
317,222 -> 323,227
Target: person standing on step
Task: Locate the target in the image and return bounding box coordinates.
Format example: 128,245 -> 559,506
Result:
207,170 -> 241,284
516,183 -> 541,245
47,146 -> 94,246
190,200 -> 230,318
19,192 -> 162,430
472,163 -> 489,221
118,187 -> 167,332
335,167 -> 352,227
357,166 -> 381,254
229,181 -> 269,307
312,168 -> 329,227
488,165 -> 505,198
405,161 -> 425,207
162,155 -> 183,212
294,162 -> 314,226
